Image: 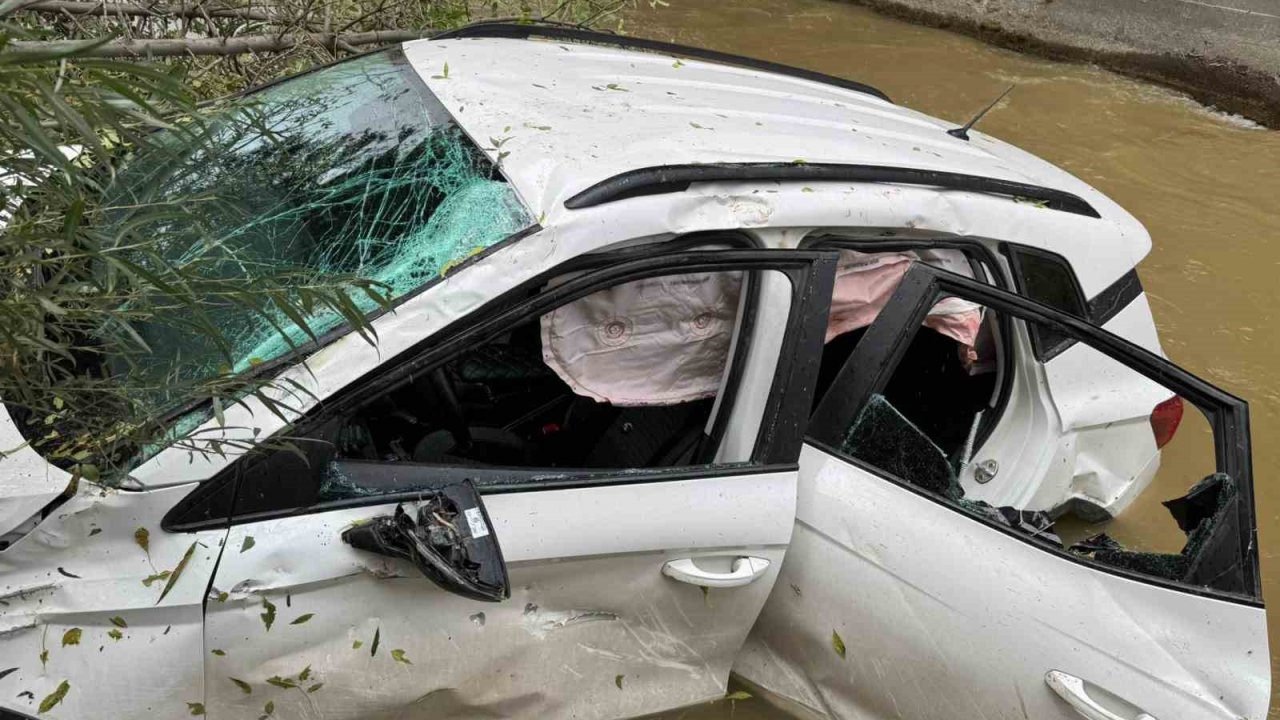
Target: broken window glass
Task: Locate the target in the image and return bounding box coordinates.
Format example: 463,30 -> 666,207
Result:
104,49 -> 533,390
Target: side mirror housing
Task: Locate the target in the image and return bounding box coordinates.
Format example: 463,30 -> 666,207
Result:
342,480 -> 509,602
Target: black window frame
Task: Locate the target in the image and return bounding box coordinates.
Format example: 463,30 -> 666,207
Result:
1002,244 -> 1089,361
808,262 -> 1261,606
162,245 -> 838,532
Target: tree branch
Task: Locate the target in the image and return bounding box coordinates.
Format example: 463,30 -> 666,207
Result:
2,30 -> 435,58
18,0 -> 273,21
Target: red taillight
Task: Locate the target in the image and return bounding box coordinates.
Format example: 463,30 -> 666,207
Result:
1150,396 -> 1184,449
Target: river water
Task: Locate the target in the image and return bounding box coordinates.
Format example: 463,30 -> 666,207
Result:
624,0 -> 1280,717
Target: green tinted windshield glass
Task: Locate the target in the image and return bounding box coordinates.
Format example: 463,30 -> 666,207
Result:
108,49 -> 533,382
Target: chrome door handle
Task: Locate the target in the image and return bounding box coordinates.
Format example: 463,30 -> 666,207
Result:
662,556 -> 771,588
1046,670 -> 1158,720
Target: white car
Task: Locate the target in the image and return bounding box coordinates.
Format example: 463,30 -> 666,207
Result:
0,23 -> 1266,720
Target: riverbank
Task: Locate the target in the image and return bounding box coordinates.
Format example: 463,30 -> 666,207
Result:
833,0 -> 1280,129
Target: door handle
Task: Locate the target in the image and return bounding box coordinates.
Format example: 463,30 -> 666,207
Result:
662,556 -> 771,588
1045,670 -> 1158,720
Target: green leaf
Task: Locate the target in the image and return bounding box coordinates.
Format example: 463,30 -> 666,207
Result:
265,676 -> 296,689
297,665 -> 311,682
210,649 -> 225,656
615,674 -> 624,689
187,702 -> 205,715
230,678 -> 252,694
109,616 -> 127,628
307,683 -> 323,693
107,629 -> 123,640
725,690 -> 752,701
260,598 -> 276,632
260,700 -> 274,718
351,640 -> 363,650
157,542 -> 197,604
240,536 -> 256,553
290,613 -> 314,626
390,649 -> 411,665
38,680 -> 69,714
61,628 -> 81,647
370,627 -> 379,656
142,571 -> 171,587
133,527 -> 150,555
831,630 -> 846,659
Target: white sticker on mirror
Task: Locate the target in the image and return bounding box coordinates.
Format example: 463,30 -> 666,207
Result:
464,507 -> 490,539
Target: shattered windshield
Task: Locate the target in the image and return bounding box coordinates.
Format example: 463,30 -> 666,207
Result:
106,48 -> 533,382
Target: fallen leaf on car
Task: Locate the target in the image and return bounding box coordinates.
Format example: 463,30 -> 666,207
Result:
157,542 -> 197,604
260,598 -> 276,632
61,628 -> 81,647
38,680 -> 69,713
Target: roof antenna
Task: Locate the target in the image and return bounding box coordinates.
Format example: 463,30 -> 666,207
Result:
947,85 -> 1014,141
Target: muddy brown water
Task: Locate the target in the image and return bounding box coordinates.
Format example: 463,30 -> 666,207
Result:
621,0 -> 1280,717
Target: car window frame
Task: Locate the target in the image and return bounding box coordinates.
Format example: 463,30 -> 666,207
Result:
1001,244 -> 1089,361
807,262 -> 1261,606
162,245 -> 839,532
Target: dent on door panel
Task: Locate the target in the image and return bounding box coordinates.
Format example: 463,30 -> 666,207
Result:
0,484 -> 222,720
733,446 -> 1268,720
203,472 -> 797,720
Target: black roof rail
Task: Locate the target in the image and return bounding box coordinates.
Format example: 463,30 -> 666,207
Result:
430,22 -> 892,103
562,163 -> 1102,219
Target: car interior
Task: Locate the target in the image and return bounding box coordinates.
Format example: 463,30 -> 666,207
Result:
334,324 -> 718,472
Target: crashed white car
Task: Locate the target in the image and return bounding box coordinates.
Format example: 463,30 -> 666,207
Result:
0,23 -> 1266,720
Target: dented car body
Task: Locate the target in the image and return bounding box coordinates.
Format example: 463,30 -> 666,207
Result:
0,23 -> 1268,720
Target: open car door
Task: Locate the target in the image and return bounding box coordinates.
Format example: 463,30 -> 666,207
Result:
735,263 -> 1267,720
162,249 -> 837,719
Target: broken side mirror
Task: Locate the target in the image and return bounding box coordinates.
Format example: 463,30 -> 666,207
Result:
341,479 -> 510,602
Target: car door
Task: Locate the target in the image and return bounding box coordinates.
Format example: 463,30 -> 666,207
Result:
734,263 -> 1267,720
161,249 -> 837,720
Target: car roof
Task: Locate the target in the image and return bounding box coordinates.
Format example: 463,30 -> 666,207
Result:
401,28 -> 1146,247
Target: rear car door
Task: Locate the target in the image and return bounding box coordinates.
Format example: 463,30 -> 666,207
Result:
735,263 -> 1267,720
163,249 -> 837,719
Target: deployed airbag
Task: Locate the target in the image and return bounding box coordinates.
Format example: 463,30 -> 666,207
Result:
539,272 -> 742,406
827,249 -> 984,348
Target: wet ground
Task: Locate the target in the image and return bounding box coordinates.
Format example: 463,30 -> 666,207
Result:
626,0 -> 1280,716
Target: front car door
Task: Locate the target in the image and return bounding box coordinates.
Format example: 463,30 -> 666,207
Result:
735,263 -> 1267,720
162,249 -> 837,719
